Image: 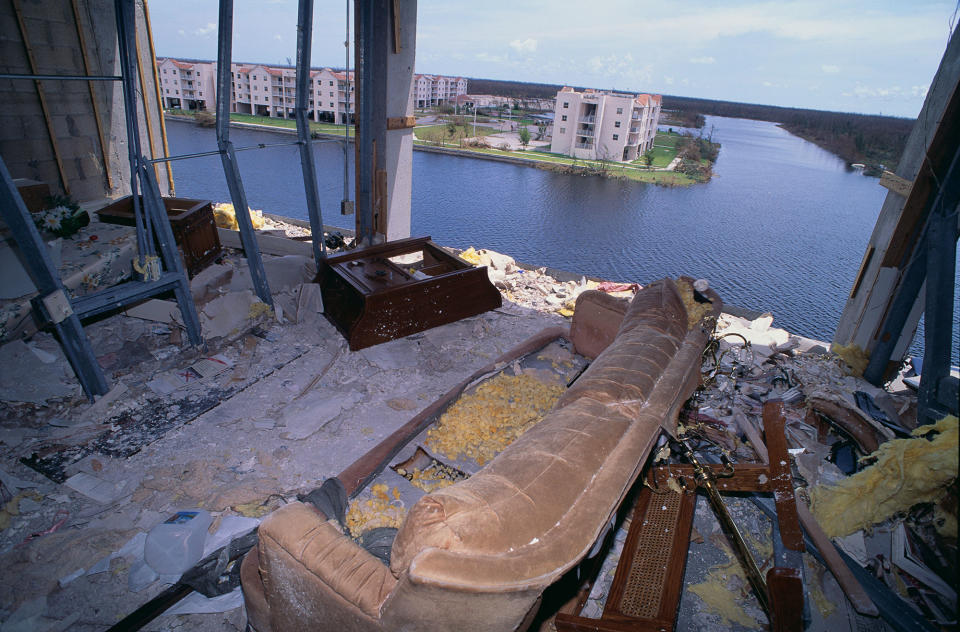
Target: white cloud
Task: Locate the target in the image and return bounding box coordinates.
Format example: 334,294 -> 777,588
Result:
177,29 -> 186,37
274,34 -> 283,42
476,51 -> 507,63
821,64 -> 840,73
689,56 -> 715,64
509,38 -> 538,55
193,23 -> 216,37
842,83 -> 928,99
663,75 -> 675,85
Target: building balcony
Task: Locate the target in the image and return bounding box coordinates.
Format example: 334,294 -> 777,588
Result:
579,115 -> 596,124
576,129 -> 595,138
575,141 -> 594,149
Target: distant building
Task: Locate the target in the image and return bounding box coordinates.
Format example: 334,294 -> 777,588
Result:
549,87 -> 661,162
157,57 -> 464,123
158,58 -> 217,112
414,74 -> 467,108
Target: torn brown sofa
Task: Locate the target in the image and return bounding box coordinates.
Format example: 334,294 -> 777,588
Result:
240,278 -> 721,632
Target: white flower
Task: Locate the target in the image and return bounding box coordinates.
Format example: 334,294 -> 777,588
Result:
51,205 -> 72,219
42,214 -> 62,231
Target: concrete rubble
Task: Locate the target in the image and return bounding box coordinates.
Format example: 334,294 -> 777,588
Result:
0,228 -> 955,631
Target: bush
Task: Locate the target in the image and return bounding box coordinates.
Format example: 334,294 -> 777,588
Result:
195,111 -> 216,127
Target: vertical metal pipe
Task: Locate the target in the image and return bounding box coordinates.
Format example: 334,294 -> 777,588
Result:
115,0 -> 152,264
215,0 -> 273,306
343,0 -> 351,208
295,0 -> 327,266
354,0 -> 373,242
918,195 -> 958,423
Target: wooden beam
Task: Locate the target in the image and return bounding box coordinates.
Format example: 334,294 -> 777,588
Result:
12,0 -> 70,196
142,0 -> 175,195
386,115 -> 415,130
217,227 -> 313,257
878,170 -> 912,197
795,493 -> 878,616
70,0 -> 113,191
391,0 -> 402,54
134,24 -> 162,184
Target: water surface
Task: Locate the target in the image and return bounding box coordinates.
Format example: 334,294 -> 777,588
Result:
165,116 -> 958,358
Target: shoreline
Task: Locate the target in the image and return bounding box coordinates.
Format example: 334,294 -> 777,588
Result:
164,114 -> 701,187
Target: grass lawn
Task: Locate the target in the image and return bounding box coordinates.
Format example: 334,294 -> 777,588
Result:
414,123 -> 498,143
632,131 -> 682,167
224,113 -> 355,136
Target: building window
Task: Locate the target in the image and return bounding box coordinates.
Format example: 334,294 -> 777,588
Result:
616,107 -> 623,114
329,102 -> 333,107
561,115 -> 567,122
165,89 -> 169,94
559,127 -> 565,134
614,121 -> 621,128
163,69 -> 167,74
329,91 -> 334,97
612,134 -> 619,140
253,75 -> 257,80
329,81 -> 334,86
562,102 -> 569,109
199,92 -> 203,96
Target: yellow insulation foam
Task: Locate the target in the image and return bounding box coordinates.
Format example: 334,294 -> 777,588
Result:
345,484 -> 405,538
213,202 -> 265,230
830,342 -> 870,377
810,415 -> 958,537
426,372 -> 564,466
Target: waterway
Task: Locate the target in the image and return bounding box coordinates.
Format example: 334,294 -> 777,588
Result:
165,116 -> 958,359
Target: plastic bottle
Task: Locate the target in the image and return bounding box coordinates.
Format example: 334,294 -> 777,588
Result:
144,509 -> 212,575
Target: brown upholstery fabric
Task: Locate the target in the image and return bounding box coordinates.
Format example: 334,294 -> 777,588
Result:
242,279 -> 720,632
390,279 -> 714,589
240,547 -> 272,632
567,290 -> 630,359
258,502 -> 396,624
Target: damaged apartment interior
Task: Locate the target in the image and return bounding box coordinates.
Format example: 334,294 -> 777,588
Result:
0,1 -> 957,631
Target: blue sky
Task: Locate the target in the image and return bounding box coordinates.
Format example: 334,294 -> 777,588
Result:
149,0 -> 958,118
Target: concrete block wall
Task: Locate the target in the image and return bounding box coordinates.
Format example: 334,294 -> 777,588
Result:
0,0 -> 170,205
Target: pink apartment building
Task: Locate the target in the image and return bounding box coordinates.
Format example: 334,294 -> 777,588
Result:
158,58 -> 465,123
549,87 -> 661,162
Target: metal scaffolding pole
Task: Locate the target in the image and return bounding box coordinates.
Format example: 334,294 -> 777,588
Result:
864,137 -> 960,422
215,0 -> 273,307
354,0 -> 389,244
115,0 -> 153,270
0,157 -> 109,399
295,0 -> 327,267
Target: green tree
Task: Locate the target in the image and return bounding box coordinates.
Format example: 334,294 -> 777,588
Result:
641,149 -> 654,167
518,126 -> 531,149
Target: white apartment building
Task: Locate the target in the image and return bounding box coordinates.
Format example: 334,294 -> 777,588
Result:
550,87 -> 661,162
158,58 -> 217,111
413,74 -> 467,108
159,58 -> 463,123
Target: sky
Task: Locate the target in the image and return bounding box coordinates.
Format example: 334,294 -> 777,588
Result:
149,0 -> 959,118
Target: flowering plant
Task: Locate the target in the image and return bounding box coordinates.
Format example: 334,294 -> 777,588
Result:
34,195 -> 89,238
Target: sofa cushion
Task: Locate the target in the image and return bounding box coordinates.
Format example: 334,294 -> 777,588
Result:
259,502 -> 397,618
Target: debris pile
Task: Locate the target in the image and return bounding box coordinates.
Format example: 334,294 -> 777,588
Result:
457,246 -> 637,316
0,232 -> 954,631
